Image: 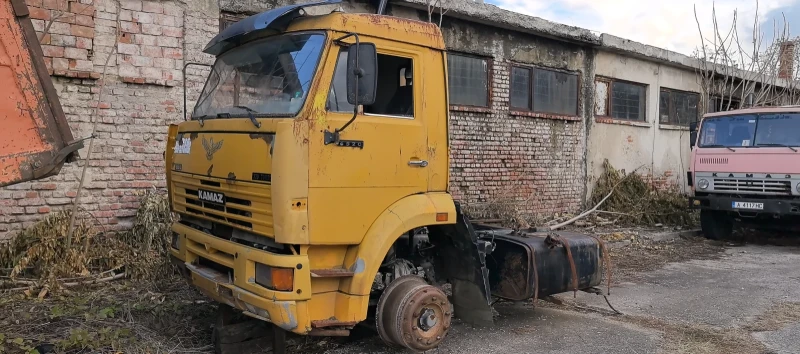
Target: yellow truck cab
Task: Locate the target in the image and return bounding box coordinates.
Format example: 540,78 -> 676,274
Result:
166,1 -> 606,352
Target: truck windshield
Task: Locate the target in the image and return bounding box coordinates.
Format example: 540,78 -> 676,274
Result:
698,113 -> 800,148
192,32 -> 325,119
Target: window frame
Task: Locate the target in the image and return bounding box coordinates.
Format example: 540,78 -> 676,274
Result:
326,47 -> 418,120
446,51 -> 492,109
596,77 -> 648,122
509,63 -> 581,117
659,88 -> 700,126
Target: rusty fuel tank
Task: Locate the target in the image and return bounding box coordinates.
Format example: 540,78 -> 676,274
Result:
0,0 -> 82,187
477,227 -> 605,301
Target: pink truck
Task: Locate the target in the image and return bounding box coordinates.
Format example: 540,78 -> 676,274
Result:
689,106 -> 800,239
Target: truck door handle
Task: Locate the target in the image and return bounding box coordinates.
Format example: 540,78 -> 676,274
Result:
408,159 -> 428,167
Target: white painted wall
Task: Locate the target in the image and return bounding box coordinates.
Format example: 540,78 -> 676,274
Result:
587,51 -> 699,198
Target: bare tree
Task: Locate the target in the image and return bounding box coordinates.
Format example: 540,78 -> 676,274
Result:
692,1 -> 800,113
427,0 -> 448,27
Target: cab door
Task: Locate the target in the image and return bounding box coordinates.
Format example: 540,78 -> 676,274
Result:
308,39 -> 429,244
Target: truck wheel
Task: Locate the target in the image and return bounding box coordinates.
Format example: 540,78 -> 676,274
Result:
376,275 -> 452,352
700,210 -> 733,240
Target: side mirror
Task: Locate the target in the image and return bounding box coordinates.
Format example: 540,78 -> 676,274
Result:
346,43 -> 377,106
689,122 -> 698,148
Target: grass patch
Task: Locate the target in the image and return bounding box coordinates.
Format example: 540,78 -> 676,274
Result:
744,302 -> 800,332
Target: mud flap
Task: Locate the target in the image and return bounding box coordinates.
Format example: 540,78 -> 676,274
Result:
428,203 -> 494,327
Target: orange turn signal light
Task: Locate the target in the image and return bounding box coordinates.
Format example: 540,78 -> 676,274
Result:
436,213 -> 449,222
255,263 -> 294,291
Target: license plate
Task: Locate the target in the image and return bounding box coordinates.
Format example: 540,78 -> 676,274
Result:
198,189 -> 225,205
732,201 -> 763,210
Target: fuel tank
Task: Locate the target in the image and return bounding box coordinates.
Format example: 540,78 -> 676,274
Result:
476,227 -> 605,301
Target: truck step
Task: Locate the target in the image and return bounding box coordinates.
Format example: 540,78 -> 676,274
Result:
310,268 -> 355,278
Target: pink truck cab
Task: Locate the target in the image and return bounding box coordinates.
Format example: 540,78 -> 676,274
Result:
688,106 -> 800,239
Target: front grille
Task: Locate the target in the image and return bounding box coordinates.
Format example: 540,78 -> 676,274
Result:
185,189 -> 254,228
713,178 -> 792,195
172,173 -> 274,236
699,157 -> 729,165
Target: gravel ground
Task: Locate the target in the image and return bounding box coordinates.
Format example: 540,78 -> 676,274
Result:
3,228 -> 797,354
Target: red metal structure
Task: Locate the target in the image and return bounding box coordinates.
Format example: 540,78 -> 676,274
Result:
0,0 -> 81,187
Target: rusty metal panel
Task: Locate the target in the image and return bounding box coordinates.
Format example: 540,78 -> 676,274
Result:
0,0 -> 82,187
479,228 -> 604,301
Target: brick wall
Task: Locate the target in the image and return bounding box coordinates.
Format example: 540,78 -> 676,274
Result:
0,0 -> 218,238
1,0 -> 590,237
448,59 -> 586,216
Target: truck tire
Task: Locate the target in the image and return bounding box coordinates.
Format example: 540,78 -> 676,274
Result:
700,210 -> 733,240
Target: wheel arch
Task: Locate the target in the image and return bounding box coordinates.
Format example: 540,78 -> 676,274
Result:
338,192 -> 456,299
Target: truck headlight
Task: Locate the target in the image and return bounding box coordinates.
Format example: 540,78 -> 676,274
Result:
255,263 -> 294,291
698,179 -> 710,190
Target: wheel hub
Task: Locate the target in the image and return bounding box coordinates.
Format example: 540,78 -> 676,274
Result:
376,275 -> 453,352
418,308 -> 437,331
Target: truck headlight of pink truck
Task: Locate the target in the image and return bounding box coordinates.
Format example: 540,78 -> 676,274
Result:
688,106 -> 800,240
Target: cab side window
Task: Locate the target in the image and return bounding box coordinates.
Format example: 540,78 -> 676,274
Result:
327,50 -> 414,117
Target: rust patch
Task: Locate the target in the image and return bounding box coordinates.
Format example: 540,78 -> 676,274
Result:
227,172 -> 236,180
311,319 -> 358,329
627,135 -> 634,143
189,132 -> 199,140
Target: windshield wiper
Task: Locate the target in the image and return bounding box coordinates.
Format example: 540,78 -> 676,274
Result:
192,114 -> 216,127
756,143 -> 798,152
702,144 -> 736,152
233,105 -> 262,128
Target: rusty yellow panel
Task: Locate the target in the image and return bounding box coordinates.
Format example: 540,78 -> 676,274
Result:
289,12 -> 445,50
306,245 -> 348,269
171,131 -> 274,181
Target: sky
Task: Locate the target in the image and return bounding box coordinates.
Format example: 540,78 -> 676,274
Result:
486,0 -> 800,56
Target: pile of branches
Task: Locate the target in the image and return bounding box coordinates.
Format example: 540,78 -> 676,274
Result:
590,160 -> 697,227
0,189 -> 175,292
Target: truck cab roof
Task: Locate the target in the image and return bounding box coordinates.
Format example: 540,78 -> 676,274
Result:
204,0 -> 444,56
704,105 -> 800,118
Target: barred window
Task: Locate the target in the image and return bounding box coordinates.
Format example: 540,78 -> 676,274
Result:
659,89 -> 699,126
610,81 -> 646,121
510,65 -> 578,115
447,53 -> 489,107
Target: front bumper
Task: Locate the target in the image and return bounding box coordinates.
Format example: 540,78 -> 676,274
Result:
689,195 -> 800,216
169,222 -> 311,334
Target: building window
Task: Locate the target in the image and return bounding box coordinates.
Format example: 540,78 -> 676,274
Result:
607,80 -> 646,121
510,65 -> 578,115
510,67 -> 531,109
659,89 -> 699,126
447,53 -> 489,107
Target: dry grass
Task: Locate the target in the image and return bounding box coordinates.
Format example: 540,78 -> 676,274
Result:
743,302 -> 800,332
625,316 -> 769,354
591,160 -> 698,227
0,189 -> 174,292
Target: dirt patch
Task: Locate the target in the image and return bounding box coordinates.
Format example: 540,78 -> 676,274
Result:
608,235 -> 726,282
0,279 -> 216,353
744,302 -> 800,332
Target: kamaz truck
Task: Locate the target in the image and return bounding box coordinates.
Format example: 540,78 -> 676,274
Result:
689,106 -> 800,239
165,1 -> 606,352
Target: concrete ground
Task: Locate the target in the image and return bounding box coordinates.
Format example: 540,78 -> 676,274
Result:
315,232 -> 800,354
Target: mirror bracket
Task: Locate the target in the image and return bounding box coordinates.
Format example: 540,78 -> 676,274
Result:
324,33 -> 376,146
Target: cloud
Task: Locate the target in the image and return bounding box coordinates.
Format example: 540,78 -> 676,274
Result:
486,0 -> 800,56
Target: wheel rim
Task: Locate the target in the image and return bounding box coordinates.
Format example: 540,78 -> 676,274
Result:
376,275 -> 453,352
395,285 -> 451,352
376,275 -> 427,347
